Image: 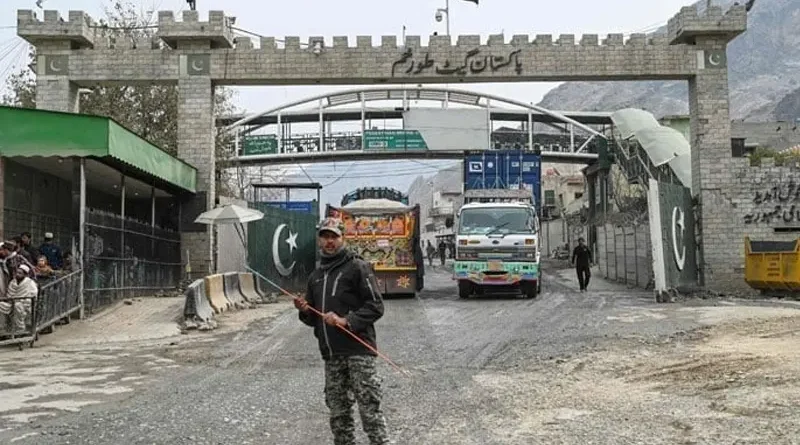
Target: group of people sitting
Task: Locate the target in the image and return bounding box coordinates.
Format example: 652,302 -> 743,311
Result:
0,232 -> 69,335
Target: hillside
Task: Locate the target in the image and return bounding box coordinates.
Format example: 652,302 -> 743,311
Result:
538,0 -> 800,122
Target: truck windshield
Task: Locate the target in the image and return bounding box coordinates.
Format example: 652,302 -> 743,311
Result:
458,207 -> 536,235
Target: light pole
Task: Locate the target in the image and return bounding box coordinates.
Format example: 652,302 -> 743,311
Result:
435,0 -> 450,35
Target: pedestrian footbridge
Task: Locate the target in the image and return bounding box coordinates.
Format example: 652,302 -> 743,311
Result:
220,86 -> 613,166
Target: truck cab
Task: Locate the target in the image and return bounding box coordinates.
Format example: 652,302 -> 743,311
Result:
453,196 -> 541,299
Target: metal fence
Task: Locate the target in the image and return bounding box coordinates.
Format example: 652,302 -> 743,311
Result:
596,223 -> 653,289
0,269 -> 82,349
84,209 -> 181,312
2,207 -> 72,250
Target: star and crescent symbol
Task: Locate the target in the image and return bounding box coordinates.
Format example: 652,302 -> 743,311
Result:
272,223 -> 299,277
704,50 -> 726,69
186,54 -> 210,76
671,206 -> 686,271
44,55 -> 68,75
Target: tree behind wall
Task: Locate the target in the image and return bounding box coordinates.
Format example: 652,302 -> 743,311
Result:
1,0 -> 288,199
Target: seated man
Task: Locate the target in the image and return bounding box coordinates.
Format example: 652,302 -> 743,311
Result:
0,264 -> 38,333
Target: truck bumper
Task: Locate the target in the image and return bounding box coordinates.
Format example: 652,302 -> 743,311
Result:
453,261 -> 539,285
374,271 -> 418,294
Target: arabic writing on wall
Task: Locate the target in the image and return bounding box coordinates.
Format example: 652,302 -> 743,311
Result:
391,47 -> 522,77
743,181 -> 800,224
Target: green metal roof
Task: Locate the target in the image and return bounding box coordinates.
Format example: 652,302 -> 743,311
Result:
0,106 -> 197,194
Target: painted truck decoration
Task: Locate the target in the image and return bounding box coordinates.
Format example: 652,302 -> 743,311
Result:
454,150 -> 543,298
326,189 -> 424,297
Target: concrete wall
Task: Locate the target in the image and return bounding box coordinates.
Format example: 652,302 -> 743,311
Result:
596,223 -> 652,289
215,196 -> 248,273
662,116 -> 800,151
732,122 -> 800,151
704,161 -> 800,289
541,219 -> 567,255
15,9 -> 721,85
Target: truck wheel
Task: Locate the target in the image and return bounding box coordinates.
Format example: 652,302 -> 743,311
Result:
537,275 -> 542,295
521,282 -> 537,299
458,281 -> 471,299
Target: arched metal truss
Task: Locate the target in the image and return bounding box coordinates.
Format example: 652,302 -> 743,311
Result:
223,85 -> 607,140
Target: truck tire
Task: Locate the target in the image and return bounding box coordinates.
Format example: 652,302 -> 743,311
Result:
537,275 -> 542,295
521,282 -> 537,299
458,281 -> 471,299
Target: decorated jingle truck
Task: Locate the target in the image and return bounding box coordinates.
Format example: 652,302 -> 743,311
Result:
326,190 -> 424,298
452,182 -> 542,299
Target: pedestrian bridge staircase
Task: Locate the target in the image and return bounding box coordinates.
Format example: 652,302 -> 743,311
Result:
605,108 -> 691,191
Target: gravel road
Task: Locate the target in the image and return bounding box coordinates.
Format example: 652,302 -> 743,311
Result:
0,264 -> 798,444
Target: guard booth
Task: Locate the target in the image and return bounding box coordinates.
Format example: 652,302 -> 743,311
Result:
0,106 -> 197,346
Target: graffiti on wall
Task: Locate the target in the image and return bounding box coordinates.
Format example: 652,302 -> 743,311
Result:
744,181 -> 800,224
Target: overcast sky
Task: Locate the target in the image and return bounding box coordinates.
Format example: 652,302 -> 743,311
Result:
0,0 -> 702,207
2,0 -> 702,111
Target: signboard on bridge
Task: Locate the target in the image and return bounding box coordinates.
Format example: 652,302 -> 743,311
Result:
242,135 -> 278,155
263,201 -> 317,214
363,130 -> 428,150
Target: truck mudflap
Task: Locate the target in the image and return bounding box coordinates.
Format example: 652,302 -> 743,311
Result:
375,271 -> 418,296
453,260 -> 539,285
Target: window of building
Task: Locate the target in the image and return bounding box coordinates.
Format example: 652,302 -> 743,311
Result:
544,190 -> 556,206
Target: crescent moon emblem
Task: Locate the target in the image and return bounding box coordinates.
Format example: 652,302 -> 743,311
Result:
190,59 -> 204,72
272,224 -> 296,277
708,53 -> 721,66
49,59 -> 62,73
672,206 -> 686,271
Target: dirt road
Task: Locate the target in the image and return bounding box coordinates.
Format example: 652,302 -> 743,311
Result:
0,265 -> 798,444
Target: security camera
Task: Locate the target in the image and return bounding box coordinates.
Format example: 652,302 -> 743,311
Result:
435,11 -> 443,22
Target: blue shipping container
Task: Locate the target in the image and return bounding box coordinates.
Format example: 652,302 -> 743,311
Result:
463,150 -> 542,211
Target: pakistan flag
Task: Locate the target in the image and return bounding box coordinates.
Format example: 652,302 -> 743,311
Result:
248,204 -> 318,293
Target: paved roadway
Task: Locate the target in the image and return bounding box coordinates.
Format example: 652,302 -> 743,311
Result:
1,263 -> 797,444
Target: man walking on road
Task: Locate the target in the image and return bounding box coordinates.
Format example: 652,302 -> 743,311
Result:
571,237 -> 593,292
295,217 -> 391,445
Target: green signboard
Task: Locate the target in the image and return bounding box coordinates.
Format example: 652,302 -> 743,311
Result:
243,135 -> 278,155
363,130 -> 428,150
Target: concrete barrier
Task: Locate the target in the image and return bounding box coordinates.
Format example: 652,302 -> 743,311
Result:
237,273 -> 263,303
205,274 -> 230,314
182,279 -> 217,330
253,273 -> 279,303
223,272 -> 253,309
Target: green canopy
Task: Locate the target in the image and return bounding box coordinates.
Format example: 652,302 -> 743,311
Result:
0,106 -> 197,194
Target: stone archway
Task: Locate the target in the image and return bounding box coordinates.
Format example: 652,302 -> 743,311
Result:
15,5 -> 748,287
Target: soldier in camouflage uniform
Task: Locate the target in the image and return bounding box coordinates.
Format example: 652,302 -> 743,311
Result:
295,217 -> 390,445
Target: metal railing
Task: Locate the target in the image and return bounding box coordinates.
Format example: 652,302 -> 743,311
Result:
0,269 -> 83,349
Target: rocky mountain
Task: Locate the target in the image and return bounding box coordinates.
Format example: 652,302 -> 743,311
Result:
538,0 -> 800,122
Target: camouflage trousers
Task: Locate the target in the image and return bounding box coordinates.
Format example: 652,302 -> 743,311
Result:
324,355 -> 390,445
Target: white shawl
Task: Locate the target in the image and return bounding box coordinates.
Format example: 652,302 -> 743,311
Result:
6,276 -> 37,300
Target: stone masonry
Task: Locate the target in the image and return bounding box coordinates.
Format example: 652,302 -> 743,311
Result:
15,5 -> 751,289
